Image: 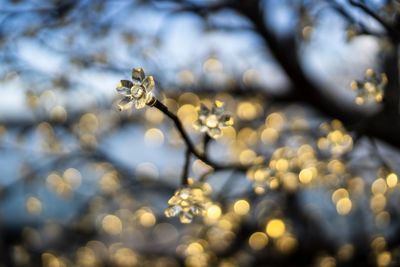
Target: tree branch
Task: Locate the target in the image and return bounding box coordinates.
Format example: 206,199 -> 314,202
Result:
348,0 -> 400,41
152,99 -> 249,172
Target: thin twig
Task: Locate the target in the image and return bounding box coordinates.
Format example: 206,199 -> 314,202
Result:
348,0 -> 399,41
181,148 -> 190,185
152,99 -> 249,172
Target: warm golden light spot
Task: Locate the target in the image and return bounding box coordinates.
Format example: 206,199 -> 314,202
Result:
319,256 -> 336,267
348,177 -> 365,194
318,138 -> 329,150
239,149 -> 256,165
47,172 -> 72,197
219,260 -> 236,267
165,98 -> 179,113
102,215 -> 122,235
220,126 -> 236,143
337,243 -> 354,261
80,134 -> 97,148
371,236 -> 386,252
269,178 -> 280,189
370,194 -> 386,213
302,26 -> 313,39
177,104 -> 197,125
261,128 -> 279,144
237,128 -> 258,145
177,70 -> 195,85
233,200 -> 250,216
282,172 -> 298,192
336,197 -> 352,215
76,247 -> 97,266
203,57 -> 223,72
328,130 -> 343,143
386,173 -> 398,188
79,113 -> 98,133
299,168 -> 314,184
275,159 -> 289,172
255,186 -> 265,194
50,105 -> 67,122
63,168 -> 82,189
237,102 -> 257,120
206,204 -> 222,220
99,171 -> 120,194
139,212 -> 156,228
377,251 -> 391,267
266,112 -> 285,128
144,128 -> 164,147
186,242 -> 204,255
249,232 -> 268,250
26,197 -> 42,215
42,253 -> 67,267
372,178 -> 387,195
242,69 -> 259,86
365,68 -> 375,76
328,160 -> 345,174
332,188 -> 349,204
113,247 -> 138,267
276,235 -> 298,254
145,108 -> 164,124
218,219 -> 233,231
136,162 -> 159,179
355,96 -> 364,105
266,219 -> 286,238
376,211 -> 390,227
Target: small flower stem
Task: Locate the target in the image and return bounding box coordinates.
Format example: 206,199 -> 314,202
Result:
151,99 -> 249,172
181,149 -> 190,185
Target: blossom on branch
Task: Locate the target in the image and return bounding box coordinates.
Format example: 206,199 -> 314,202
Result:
165,184 -> 210,224
116,67 -> 155,110
193,101 -> 233,139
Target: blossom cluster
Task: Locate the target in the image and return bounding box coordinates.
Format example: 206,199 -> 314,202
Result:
116,68 -> 155,110
193,101 -> 233,139
164,182 -> 211,223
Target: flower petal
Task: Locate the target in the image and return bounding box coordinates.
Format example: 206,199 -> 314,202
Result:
134,98 -> 147,109
164,206 -> 181,217
191,204 -> 205,216
179,212 -> 193,224
193,119 -> 202,130
199,104 -> 209,116
142,75 -> 155,92
117,96 -> 132,111
208,127 -> 222,139
116,80 -> 133,96
219,114 -> 234,127
145,92 -> 154,105
132,68 -> 145,81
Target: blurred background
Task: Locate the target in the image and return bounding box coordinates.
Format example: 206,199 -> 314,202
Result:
0,0 -> 400,266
